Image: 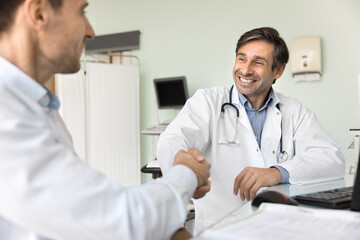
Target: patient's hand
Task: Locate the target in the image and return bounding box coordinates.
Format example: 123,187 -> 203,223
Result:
186,148 -> 211,199
173,148 -> 211,193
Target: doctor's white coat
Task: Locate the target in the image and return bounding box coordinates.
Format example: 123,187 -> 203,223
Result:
157,85 -> 345,233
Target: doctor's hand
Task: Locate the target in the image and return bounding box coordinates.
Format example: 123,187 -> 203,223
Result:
187,148 -> 211,199
233,167 -> 281,201
173,148 -> 211,191
193,180 -> 211,199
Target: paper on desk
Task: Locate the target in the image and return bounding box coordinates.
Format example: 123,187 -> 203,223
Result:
195,203 -> 360,240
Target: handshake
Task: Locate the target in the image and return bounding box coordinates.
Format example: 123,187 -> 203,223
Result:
174,148 -> 211,199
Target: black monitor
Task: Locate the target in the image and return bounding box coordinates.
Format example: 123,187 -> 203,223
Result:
154,76 -> 189,109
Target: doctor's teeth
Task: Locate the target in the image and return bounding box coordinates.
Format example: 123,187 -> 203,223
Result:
240,78 -> 254,83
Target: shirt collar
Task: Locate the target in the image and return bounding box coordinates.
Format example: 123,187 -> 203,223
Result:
0,57 -> 60,110
39,87 -> 61,110
238,88 -> 275,111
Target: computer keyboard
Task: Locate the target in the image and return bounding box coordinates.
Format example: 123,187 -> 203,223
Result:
294,186 -> 353,209
306,187 -> 353,200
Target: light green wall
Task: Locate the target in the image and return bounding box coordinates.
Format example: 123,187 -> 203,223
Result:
87,0 -> 360,183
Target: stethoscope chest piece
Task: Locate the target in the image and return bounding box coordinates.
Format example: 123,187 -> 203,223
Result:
277,150 -> 288,163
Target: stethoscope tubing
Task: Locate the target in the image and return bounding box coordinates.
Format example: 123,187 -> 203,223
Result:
220,85 -> 288,162
221,86 -> 239,118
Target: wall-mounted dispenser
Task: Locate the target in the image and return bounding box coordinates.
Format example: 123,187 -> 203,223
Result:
290,36 -> 322,82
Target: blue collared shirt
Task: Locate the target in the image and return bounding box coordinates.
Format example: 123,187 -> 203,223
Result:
238,88 -> 289,183
238,90 -> 274,148
0,57 -> 60,111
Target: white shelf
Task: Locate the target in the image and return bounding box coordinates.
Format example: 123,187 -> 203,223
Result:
141,124 -> 168,135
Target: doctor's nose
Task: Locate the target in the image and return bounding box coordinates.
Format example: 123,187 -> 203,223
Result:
240,62 -> 254,76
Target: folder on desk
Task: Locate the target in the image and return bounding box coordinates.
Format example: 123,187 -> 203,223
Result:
196,203 -> 360,240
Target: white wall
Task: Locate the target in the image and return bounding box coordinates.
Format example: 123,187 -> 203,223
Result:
87,0 -> 360,182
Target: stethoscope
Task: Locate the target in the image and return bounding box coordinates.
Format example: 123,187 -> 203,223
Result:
218,85 -> 288,163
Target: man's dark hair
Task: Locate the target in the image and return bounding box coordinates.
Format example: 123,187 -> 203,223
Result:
0,0 -> 63,33
235,27 -> 289,71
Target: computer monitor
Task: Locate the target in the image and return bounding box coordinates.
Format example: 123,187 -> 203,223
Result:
154,76 -> 189,109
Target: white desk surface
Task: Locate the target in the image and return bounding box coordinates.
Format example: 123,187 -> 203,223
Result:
194,174 -> 356,239
270,174 -> 354,197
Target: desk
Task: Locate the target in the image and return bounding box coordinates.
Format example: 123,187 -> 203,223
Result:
140,163 -> 162,179
141,125 -> 168,179
193,176 -> 357,239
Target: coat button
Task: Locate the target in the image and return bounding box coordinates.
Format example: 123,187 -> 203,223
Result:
272,151 -> 276,154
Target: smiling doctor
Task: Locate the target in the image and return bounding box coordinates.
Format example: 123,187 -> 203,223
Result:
157,27 -> 345,234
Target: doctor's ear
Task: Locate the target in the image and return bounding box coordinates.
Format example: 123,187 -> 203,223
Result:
23,0 -> 52,30
272,63 -> 286,80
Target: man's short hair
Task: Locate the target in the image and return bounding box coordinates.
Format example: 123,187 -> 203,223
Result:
235,27 -> 289,71
0,0 -> 63,33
